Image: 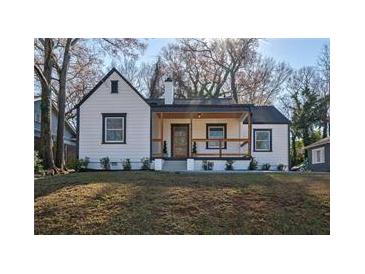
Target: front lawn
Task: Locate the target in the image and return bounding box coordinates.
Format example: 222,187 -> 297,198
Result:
34,171 -> 330,234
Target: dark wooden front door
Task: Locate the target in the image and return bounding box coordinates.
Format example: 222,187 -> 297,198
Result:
171,124 -> 189,158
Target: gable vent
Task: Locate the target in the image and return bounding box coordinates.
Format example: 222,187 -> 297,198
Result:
111,80 -> 119,93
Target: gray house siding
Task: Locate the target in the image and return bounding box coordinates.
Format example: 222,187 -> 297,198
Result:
34,100 -> 75,144
34,99 -> 77,164
307,143 -> 330,172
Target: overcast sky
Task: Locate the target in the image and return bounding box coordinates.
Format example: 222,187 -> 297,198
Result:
141,38 -> 329,69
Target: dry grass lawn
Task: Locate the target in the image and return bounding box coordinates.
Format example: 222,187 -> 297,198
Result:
34,171 -> 330,235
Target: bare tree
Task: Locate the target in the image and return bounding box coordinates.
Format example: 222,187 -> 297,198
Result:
145,57 -> 165,98
116,57 -> 143,90
317,44 -> 330,137
159,38 -> 290,104
238,57 -> 292,104
34,38 -> 56,171
53,39 -> 78,170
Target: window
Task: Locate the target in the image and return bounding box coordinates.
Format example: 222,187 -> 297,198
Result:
102,113 -> 126,144
206,124 -> 227,149
111,80 -> 119,93
312,147 -> 325,164
35,111 -> 41,122
254,129 -> 272,152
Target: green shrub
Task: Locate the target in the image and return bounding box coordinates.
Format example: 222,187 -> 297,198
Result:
141,157 -> 150,170
163,141 -> 167,154
34,151 -> 44,174
67,159 -> 80,171
249,158 -> 258,170
202,160 -> 214,170
100,157 -> 111,170
301,158 -> 310,171
225,160 -> 234,170
122,159 -> 132,170
192,142 -> 197,154
82,157 -> 90,170
277,163 -> 285,171
68,157 -> 90,171
261,163 -> 271,170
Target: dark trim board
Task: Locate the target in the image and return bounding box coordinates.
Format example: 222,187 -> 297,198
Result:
151,105 -> 251,113
243,122 -> 290,125
205,123 -> 227,149
253,128 -> 273,152
76,107 -> 80,160
101,113 -> 127,144
149,108 -> 152,161
193,156 -> 252,160
152,156 -> 252,161
170,124 -> 190,159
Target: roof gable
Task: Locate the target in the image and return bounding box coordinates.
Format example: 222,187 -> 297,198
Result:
75,68 -> 149,108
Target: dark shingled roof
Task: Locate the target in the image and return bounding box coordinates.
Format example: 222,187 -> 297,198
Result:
248,106 -> 291,124
146,98 -> 239,106
147,98 -> 290,124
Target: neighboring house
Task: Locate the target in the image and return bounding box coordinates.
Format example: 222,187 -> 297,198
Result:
34,96 -> 77,164
76,68 -> 290,171
304,137 -> 330,172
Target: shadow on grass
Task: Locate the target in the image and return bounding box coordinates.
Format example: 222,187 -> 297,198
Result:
95,180 -> 329,234
34,171 -> 330,234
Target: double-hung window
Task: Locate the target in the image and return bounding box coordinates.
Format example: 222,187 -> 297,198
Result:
254,129 -> 272,152
206,124 -> 227,149
102,113 -> 126,144
312,147 -> 325,164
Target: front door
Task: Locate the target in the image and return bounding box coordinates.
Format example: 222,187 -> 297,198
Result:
171,124 -> 189,158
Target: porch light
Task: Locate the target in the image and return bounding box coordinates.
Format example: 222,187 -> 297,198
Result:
197,113 -> 202,118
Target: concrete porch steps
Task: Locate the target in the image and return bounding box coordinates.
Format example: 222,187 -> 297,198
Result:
162,160 -> 187,171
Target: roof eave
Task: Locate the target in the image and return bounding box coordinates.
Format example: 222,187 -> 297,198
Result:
75,67 -> 149,109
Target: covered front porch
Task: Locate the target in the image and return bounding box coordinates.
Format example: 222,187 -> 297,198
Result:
151,109 -> 253,161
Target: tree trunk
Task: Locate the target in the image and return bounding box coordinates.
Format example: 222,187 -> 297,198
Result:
55,39 -> 72,170
230,71 -> 238,103
40,39 -> 56,170
291,132 -> 297,166
322,121 -> 328,138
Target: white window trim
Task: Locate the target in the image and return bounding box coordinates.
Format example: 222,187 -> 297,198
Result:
104,117 -> 125,143
254,130 -> 271,152
312,147 -> 325,164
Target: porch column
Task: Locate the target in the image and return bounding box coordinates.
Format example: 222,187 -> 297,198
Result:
189,116 -> 193,157
248,111 -> 252,157
160,113 -> 164,156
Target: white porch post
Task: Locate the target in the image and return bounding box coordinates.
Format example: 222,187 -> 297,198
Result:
187,158 -> 195,171
155,158 -> 164,171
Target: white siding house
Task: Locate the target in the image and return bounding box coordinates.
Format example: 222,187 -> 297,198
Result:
77,68 -> 290,171
247,124 -> 289,168
78,69 -> 151,169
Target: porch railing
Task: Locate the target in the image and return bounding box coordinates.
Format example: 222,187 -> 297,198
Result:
192,138 -> 249,157
152,138 -> 250,158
